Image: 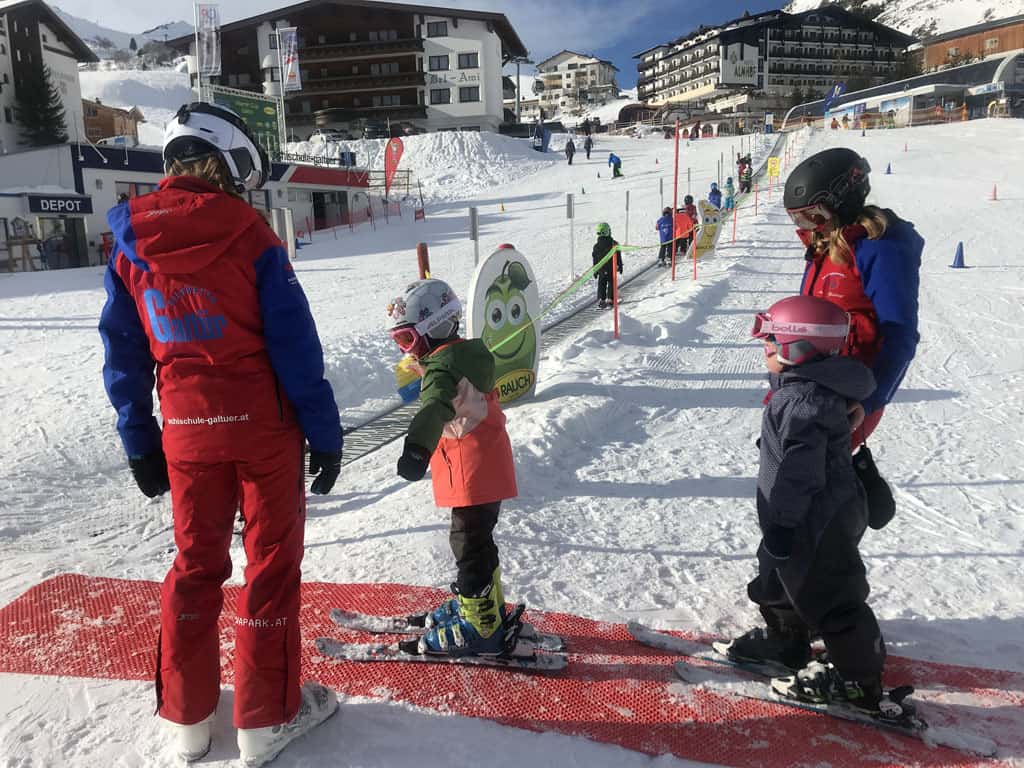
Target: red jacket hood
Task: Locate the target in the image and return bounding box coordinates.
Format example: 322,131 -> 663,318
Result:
108,176 -> 269,274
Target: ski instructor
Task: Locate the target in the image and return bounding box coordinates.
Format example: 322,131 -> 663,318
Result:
783,147 -> 923,527
99,102 -> 341,765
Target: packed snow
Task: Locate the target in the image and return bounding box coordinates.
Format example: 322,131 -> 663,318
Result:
784,0 -> 1024,38
1,118 -> 1023,766
78,68 -> 193,145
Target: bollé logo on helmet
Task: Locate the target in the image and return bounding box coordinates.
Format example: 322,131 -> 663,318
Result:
770,322 -> 809,334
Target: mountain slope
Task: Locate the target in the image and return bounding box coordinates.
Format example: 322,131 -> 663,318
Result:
54,6 -> 192,55
784,0 -> 1024,39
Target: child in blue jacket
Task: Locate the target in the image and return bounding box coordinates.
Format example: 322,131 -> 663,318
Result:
709,182 -> 722,208
656,207 -> 674,266
608,153 -> 623,178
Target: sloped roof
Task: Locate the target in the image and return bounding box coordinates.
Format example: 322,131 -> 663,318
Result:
0,0 -> 98,61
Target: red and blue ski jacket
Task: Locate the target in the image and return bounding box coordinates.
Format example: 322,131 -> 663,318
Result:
801,214 -> 923,415
99,175 -> 341,459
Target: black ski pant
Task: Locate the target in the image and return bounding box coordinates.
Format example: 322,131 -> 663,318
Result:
450,502 -> 500,595
747,514 -> 886,683
597,270 -> 614,303
658,242 -> 673,263
567,154 -> 574,165
585,148 -> 591,159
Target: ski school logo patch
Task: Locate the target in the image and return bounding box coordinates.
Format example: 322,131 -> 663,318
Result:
143,287 -> 228,343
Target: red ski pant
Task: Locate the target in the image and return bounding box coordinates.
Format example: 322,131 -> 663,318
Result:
156,429 -> 305,729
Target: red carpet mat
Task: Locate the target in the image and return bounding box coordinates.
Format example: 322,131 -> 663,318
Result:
1,574 -> 1019,767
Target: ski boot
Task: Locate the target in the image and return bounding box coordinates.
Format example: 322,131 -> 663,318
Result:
164,712 -> 213,763
718,625 -> 812,675
238,681 -> 338,767
772,660 -> 915,723
424,567 -> 507,628
418,568 -> 511,656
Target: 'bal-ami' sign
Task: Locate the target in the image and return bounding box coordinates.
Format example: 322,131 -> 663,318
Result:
27,195 -> 93,215
466,245 -> 541,405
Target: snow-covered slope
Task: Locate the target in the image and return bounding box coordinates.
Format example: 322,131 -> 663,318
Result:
286,131 -> 560,202
784,0 -> 1024,39
54,7 -> 192,57
78,69 -> 192,145
1,120 -> 1023,765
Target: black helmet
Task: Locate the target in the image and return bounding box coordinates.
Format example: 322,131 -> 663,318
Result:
784,148 -> 870,227
684,194 -> 694,205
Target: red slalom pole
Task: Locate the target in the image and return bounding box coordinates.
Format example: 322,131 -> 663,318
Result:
731,204 -> 738,244
417,242 -> 431,279
692,234 -> 697,281
612,250 -> 620,339
671,118 -> 680,282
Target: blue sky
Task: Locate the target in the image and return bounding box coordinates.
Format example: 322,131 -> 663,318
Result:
57,0 -> 788,87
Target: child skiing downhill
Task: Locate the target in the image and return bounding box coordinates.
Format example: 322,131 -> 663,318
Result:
608,152 -> 623,178
592,222 -> 621,308
656,207 -> 674,266
740,162 -> 753,194
386,279 -> 520,657
720,295 -> 903,722
584,134 -> 593,159
98,102 -> 340,766
724,177 -> 736,211
709,182 -> 723,209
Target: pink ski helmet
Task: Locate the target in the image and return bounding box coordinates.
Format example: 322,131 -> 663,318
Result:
751,295 -> 850,366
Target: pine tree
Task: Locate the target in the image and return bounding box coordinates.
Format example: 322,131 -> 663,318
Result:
13,65 -> 69,147
129,37 -> 138,53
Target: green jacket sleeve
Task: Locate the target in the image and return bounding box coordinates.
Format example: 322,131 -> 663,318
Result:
406,361 -> 458,452
405,339 -> 495,452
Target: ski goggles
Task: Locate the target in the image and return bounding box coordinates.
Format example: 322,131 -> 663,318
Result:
751,313 -> 849,341
786,203 -> 835,233
389,298 -> 462,355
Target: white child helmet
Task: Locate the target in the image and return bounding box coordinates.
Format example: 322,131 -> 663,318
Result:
163,102 -> 269,192
386,278 -> 462,342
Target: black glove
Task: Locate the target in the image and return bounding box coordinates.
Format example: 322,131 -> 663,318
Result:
617,260 -> 623,274
129,452 -> 170,498
397,443 -> 430,481
761,524 -> 795,561
308,448 -> 342,495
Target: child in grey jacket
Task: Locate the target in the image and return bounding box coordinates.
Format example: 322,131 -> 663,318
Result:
719,295 -> 902,720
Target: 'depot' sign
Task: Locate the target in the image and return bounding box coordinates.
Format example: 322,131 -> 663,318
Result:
466,245 -> 541,405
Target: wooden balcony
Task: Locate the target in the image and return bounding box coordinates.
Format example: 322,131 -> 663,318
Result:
300,38 -> 423,62
301,71 -> 425,93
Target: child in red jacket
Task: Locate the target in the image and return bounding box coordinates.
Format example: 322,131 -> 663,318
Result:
99,103 -> 339,766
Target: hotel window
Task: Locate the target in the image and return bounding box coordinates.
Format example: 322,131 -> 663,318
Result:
429,54 -> 448,70
426,21 -> 447,37
269,33 -> 278,49
457,52 -> 478,68
430,88 -> 451,104
985,37 -> 999,51
459,86 -> 480,102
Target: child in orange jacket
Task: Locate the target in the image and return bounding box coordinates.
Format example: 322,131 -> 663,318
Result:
386,277 -> 519,657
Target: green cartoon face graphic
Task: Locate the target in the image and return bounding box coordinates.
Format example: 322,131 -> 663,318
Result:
480,260 -> 537,374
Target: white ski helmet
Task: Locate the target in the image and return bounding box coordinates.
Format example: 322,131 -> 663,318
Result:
163,102 -> 269,192
386,279 -> 462,354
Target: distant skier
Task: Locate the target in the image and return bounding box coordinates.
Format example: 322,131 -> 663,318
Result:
723,177 -> 736,211
98,102 -> 340,765
565,137 -> 576,165
386,278 -> 520,657
592,222 -> 621,307
720,294 -> 903,722
656,207 -> 673,267
608,152 -> 623,178
740,161 -> 753,194
584,134 -> 593,159
708,182 -> 722,209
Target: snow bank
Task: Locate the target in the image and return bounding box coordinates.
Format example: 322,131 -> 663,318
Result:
286,131 -> 559,202
78,69 -> 193,143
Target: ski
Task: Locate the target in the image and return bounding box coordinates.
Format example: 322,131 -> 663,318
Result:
314,636 -> 568,672
328,607 -> 566,652
627,622 -> 997,757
